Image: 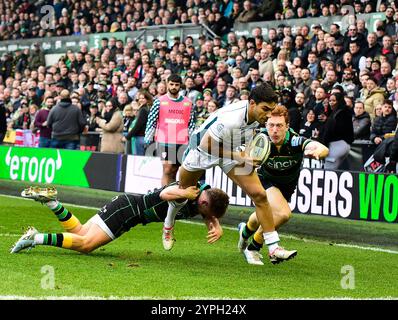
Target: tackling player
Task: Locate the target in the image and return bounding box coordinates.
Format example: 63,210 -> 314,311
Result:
163,83 -> 298,264
10,184 -> 229,254
237,105 -> 329,265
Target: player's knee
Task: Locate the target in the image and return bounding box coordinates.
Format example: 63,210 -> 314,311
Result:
79,237 -> 97,254
280,210 -> 292,224
248,188 -> 268,205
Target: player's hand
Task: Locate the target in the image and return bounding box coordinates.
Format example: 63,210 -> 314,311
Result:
184,186 -> 200,200
235,151 -> 261,168
374,137 -> 383,145
206,221 -> 223,243
304,145 -> 321,160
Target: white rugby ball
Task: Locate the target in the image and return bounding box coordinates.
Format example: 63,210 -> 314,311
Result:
248,133 -> 271,166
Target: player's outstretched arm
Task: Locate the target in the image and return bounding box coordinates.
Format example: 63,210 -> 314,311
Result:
304,141 -> 329,160
204,216 -> 223,244
160,185 -> 200,202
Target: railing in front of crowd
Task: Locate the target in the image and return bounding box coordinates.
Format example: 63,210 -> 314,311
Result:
0,10 -> 387,55
233,12 -> 386,38
0,23 -> 212,54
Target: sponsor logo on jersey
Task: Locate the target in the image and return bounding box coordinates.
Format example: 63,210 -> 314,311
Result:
266,158 -> 300,170
165,118 -> 185,124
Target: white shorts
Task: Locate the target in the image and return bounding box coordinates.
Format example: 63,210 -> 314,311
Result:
86,214 -> 116,240
182,147 -> 239,174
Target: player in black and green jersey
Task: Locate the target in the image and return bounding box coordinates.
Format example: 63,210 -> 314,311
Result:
10,183 -> 229,254
237,105 -> 329,265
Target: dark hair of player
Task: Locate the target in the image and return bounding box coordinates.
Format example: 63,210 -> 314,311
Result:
205,188 -> 230,219
249,82 -> 279,104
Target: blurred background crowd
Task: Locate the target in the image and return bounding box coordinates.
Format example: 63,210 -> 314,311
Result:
0,0 -> 397,171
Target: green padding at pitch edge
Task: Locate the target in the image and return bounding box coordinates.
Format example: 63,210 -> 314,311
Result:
0,146 -> 91,187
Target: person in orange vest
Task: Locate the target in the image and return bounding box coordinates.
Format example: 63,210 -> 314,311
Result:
144,74 -> 196,186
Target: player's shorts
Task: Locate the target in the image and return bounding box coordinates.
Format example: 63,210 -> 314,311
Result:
260,179 -> 298,202
87,194 -> 142,240
182,147 -> 240,174
156,143 -> 187,166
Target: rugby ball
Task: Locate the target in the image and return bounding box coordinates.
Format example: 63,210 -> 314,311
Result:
248,133 -> 271,166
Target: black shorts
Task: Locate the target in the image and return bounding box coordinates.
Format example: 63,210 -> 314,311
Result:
260,179 -> 297,202
96,194 -> 143,239
156,143 -> 187,166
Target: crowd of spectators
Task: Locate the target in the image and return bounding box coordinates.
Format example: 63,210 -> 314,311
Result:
0,0 -> 398,171
0,0 -> 395,41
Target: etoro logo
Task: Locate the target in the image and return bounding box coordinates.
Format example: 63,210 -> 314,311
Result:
5,147 -> 62,183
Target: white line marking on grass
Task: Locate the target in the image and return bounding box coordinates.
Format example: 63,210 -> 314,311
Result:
180,221 -> 398,255
0,295 -> 397,300
2,194 -> 398,255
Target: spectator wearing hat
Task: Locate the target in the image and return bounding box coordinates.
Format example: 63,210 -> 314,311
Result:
96,81 -> 111,103
85,81 -> 98,102
329,38 -> 345,66
47,90 -> 87,150
27,85 -> 42,106
280,88 -> 301,133
194,94 -> 209,128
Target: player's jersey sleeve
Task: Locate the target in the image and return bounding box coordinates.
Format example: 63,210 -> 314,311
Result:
290,134 -> 310,150
188,104 -> 196,136
144,98 -> 160,144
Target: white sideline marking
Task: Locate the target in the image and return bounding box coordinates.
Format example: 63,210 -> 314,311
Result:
0,295 -> 397,300
1,194 -> 398,255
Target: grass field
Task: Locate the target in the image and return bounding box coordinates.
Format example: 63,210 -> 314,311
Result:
1,182 -> 398,300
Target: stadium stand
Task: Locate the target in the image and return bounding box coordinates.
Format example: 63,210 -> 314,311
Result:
0,0 -> 397,172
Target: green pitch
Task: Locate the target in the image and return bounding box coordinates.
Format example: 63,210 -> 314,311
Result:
1,193 -> 398,299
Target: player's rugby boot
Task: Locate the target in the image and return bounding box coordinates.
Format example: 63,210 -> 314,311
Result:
10,226 -> 38,253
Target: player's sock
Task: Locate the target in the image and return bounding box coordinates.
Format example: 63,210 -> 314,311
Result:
242,219 -> 257,239
163,200 -> 187,229
46,201 -> 80,231
247,231 -> 264,251
33,233 -> 73,248
263,231 -> 280,253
